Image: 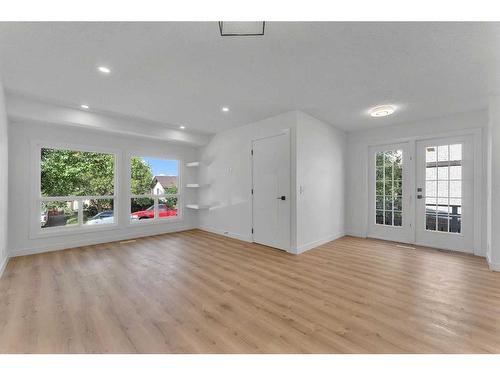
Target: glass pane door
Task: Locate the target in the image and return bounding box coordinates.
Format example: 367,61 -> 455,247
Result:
424,144 -> 462,233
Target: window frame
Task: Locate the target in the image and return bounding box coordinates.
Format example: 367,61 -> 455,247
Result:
31,141 -> 119,238
128,156 -> 182,226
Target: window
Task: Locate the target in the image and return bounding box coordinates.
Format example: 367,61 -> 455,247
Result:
375,150 -> 403,227
40,147 -> 115,230
130,157 -> 180,222
425,144 -> 462,233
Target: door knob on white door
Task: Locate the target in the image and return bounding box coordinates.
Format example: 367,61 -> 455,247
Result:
277,196 -> 286,200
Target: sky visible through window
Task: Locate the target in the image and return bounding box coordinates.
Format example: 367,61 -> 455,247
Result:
141,157 -> 178,176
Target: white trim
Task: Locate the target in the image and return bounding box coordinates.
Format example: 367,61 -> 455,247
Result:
294,232 -> 345,254
9,225 -> 196,258
0,255 -> 9,279
198,226 -> 252,243
487,254 -> 500,272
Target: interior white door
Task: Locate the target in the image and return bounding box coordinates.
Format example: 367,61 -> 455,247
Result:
252,132 -> 291,251
415,136 -> 474,253
367,143 -> 413,243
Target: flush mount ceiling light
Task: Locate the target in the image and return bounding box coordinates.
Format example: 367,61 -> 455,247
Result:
218,22 -> 265,36
179,125 -> 186,129
370,105 -> 396,117
97,66 -> 111,74
221,106 -> 229,112
80,104 -> 89,109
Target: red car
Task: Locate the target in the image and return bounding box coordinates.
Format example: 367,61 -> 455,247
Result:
131,204 -> 177,220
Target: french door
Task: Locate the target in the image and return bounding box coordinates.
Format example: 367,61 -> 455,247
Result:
368,143 -> 413,243
415,136 -> 474,253
368,135 -> 475,254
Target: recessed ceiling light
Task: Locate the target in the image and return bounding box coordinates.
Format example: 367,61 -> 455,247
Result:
179,126 -> 186,129
80,104 -> 89,109
370,105 -> 396,117
221,106 -> 229,112
97,66 -> 111,74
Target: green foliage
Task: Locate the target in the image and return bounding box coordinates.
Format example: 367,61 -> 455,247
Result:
131,157 -> 154,195
41,148 -> 115,196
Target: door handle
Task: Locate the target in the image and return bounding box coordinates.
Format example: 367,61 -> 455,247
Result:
417,194 -> 424,199
277,196 -> 286,200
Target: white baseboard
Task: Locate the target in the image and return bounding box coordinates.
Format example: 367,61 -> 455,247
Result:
9,225 -> 196,257
294,232 -> 345,254
198,226 -> 252,243
0,255 -> 9,279
487,254 -> 500,272
345,231 -> 366,238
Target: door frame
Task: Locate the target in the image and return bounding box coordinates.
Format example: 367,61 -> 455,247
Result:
364,127 -> 483,255
250,130 -> 293,252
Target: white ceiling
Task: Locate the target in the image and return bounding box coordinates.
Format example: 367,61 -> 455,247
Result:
0,22 -> 499,134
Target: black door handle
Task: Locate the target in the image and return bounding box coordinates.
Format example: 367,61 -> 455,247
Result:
277,196 -> 286,200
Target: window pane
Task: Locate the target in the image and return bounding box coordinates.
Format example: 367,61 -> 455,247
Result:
158,197 -> 178,219
393,180 -> 402,196
450,215 -> 461,233
426,147 -> 437,163
376,181 -> 384,195
437,181 -> 448,197
83,199 -> 114,225
41,148 -> 114,197
426,197 -> 436,205
437,145 -> 449,162
41,201 -> 78,228
393,212 -> 402,227
376,152 -> 384,167
426,166 -> 437,180
376,211 -> 384,224
426,204 -> 436,215
130,197 -> 155,221
437,166 -> 449,180
376,196 -> 384,210
131,157 -> 179,195
394,196 -> 402,211
437,215 -> 449,232
384,196 -> 393,211
384,180 -> 393,196
426,214 -> 436,231
384,211 -> 393,225
384,164 -> 393,180
376,167 -> 384,181
449,144 -> 462,161
426,181 -> 437,197
450,181 -> 462,198
449,165 -> 462,180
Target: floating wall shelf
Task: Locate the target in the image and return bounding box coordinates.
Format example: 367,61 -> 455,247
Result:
185,162 -> 200,167
186,184 -> 200,188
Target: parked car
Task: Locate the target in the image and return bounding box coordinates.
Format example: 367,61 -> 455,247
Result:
86,210 -> 114,225
131,204 -> 177,220
40,210 -> 48,227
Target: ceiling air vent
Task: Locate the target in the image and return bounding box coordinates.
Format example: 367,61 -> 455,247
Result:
218,22 -> 265,36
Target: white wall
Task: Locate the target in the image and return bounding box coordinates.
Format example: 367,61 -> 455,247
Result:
198,111 -> 298,245
198,110 -> 345,254
8,120 -> 200,256
346,110 -> 488,256
0,80 -> 8,276
295,111 -> 346,252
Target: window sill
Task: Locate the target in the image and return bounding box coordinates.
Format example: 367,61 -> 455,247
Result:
31,222 -> 121,239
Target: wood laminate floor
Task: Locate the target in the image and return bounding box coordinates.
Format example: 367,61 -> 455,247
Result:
1,230 -> 500,353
